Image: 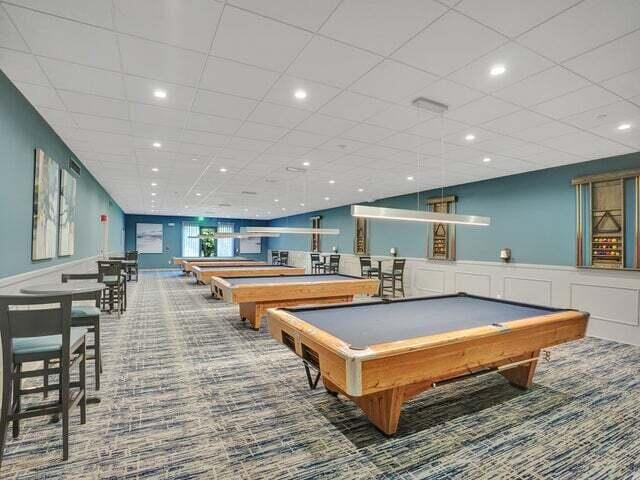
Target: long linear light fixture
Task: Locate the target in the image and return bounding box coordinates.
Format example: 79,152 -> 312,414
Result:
242,226 -> 340,235
189,233 -> 280,239
351,205 -> 490,226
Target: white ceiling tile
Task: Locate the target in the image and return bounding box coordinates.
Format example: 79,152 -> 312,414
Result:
228,0 -> 340,31
71,113 -> 131,135
543,131 -> 633,158
494,66 -> 589,107
129,103 -> 188,128
58,90 -> 129,119
131,122 -> 183,142
562,101 -> 640,130
366,104 -> 424,131
124,76 -> 195,110
181,130 -> 229,147
192,90 -> 257,120
113,0 -> 222,52
200,56 -> 280,99
564,30 -> 640,83
0,48 -> 48,85
532,85 -> 619,119
322,137 -> 367,153
456,0 -> 580,38
287,36 -> 382,88
443,127 -> 498,146
393,11 -> 506,76
319,91 -> 390,122
186,112 -> 243,136
320,0 -> 446,56
5,5 -> 120,69
408,78 -> 484,110
7,0 -> 113,28
449,42 -> 553,93
281,130 -> 331,147
14,81 -> 64,109
296,113 -> 357,137
179,141 -> 220,156
511,121 -> 581,142
264,75 -> 340,111
0,7 -> 28,51
39,57 -> 126,99
447,95 -> 519,124
249,101 -> 311,128
603,68 -> 640,100
518,0 -> 640,62
342,123 -> 394,143
227,136 -> 272,153
37,106 -> 76,128
407,117 -> 470,138
236,122 -> 288,142
212,7 -> 311,71
378,132 -> 426,152
119,35 -> 206,87
350,60 -> 437,103
482,109 -> 549,134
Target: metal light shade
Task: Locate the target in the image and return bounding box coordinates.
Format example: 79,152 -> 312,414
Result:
351,205 -> 490,226
242,226 -> 340,235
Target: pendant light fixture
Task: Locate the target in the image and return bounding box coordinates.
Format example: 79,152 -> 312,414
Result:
350,97 -> 491,227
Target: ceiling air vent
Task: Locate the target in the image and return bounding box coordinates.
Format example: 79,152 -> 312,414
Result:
241,191 -> 257,195
218,203 -> 232,207
286,166 -> 306,173
68,158 -> 81,176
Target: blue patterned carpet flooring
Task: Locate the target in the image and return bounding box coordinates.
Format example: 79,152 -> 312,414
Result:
1,271 -> 639,479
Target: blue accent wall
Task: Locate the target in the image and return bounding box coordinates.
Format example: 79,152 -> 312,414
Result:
0,70 -> 124,279
268,152 -> 640,266
124,215 -> 269,269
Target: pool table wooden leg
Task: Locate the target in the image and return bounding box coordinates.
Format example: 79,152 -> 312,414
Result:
353,387 -> 405,436
499,350 -> 540,389
239,302 -> 260,329
322,377 -> 339,396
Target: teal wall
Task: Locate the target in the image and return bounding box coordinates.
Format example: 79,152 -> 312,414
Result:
268,152 -> 640,267
0,70 -> 124,279
124,215 -> 269,269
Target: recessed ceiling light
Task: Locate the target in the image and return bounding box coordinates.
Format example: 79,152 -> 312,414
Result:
151,192 -> 157,196
196,193 -> 201,196
483,157 -> 492,163
490,64 -> 506,76
294,89 -> 307,100
184,205 -> 189,208
617,123 -> 632,131
357,188 -> 364,192
152,142 -> 162,148
299,202 -> 305,207
151,167 -> 159,172
407,176 -> 414,181
329,179 -> 335,184
151,209 -> 155,212
324,196 -> 330,201
151,182 -> 157,187
274,199 -> 279,202
465,133 -> 476,141
153,89 -> 167,99
192,158 -> 198,162
219,167 -> 227,172
267,211 -> 271,214
302,161 -> 310,166
244,208 -> 249,212
281,207 -> 286,211
255,214 -> 260,217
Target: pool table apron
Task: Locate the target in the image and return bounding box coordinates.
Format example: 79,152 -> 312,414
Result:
267,308 -> 588,435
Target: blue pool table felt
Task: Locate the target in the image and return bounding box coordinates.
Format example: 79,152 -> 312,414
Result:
289,295 -> 557,349
226,274 -> 362,285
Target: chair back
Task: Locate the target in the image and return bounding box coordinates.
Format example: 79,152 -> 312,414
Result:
97,261 -> 121,281
359,256 -> 371,276
310,253 -> 320,262
0,294 -> 72,343
393,258 -> 406,275
329,255 -> 340,267
126,250 -> 138,261
279,251 -> 289,265
271,251 -> 280,264
61,273 -> 101,305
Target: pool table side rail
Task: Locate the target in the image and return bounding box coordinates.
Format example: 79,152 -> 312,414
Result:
193,265 -> 306,283
212,276 -> 379,303
267,306 -> 589,397
183,259 -> 263,272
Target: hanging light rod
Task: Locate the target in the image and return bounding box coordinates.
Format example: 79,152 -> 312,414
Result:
241,226 -> 340,235
351,205 -> 490,226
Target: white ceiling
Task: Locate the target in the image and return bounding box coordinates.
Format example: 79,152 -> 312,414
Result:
1,0 -> 639,220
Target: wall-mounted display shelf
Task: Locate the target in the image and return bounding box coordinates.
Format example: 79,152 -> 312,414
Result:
426,195 -> 457,261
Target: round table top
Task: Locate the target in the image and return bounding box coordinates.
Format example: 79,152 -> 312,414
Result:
20,281 -> 104,296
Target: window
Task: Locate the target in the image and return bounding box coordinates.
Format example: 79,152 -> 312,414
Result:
182,222 -> 200,257
217,223 -> 234,257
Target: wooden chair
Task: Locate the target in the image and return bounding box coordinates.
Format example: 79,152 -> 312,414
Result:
323,255 -> 340,274
61,274 -> 102,391
381,258 -> 406,298
278,251 -> 289,265
97,261 -> 125,314
0,294 -> 87,464
310,253 -> 324,274
271,251 -> 280,265
359,256 -> 379,278
125,250 -> 139,281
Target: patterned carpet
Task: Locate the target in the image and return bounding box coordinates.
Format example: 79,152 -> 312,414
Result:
1,270 -> 639,479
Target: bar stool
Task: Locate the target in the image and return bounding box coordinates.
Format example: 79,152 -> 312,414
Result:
359,256 -> 379,278
97,261 -> 125,314
381,258 -> 406,297
279,251 -> 289,265
310,253 -> 324,274
323,255 -> 340,274
271,251 -> 280,265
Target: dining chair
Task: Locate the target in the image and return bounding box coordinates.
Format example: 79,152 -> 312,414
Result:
381,258 -> 406,298
125,250 -> 139,281
97,261 -> 125,314
279,251 -> 289,265
271,251 -> 280,265
323,255 -> 340,274
358,256 -> 379,278
310,253 -> 324,274
0,294 -> 87,464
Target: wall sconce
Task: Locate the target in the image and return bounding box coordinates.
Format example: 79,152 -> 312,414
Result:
500,248 -> 511,262
390,247 -> 397,257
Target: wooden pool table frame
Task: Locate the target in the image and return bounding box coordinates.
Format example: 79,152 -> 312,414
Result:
192,265 -> 305,285
182,259 -> 264,274
267,293 -> 589,435
211,274 -> 379,330
172,256 -> 249,267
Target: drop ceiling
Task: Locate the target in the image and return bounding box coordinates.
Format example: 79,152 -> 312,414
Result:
1,0 -> 639,220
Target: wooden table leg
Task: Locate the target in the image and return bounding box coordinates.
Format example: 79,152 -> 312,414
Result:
499,350 -> 540,389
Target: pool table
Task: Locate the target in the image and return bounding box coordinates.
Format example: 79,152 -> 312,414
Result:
192,265 -> 305,285
172,256 -> 249,267
182,259 -> 264,274
211,274 -> 379,330
267,293 -> 589,435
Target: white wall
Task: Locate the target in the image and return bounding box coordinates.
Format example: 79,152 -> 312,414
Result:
277,250 -> 640,346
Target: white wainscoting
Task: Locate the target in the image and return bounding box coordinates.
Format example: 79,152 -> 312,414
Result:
273,250 -> 640,346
